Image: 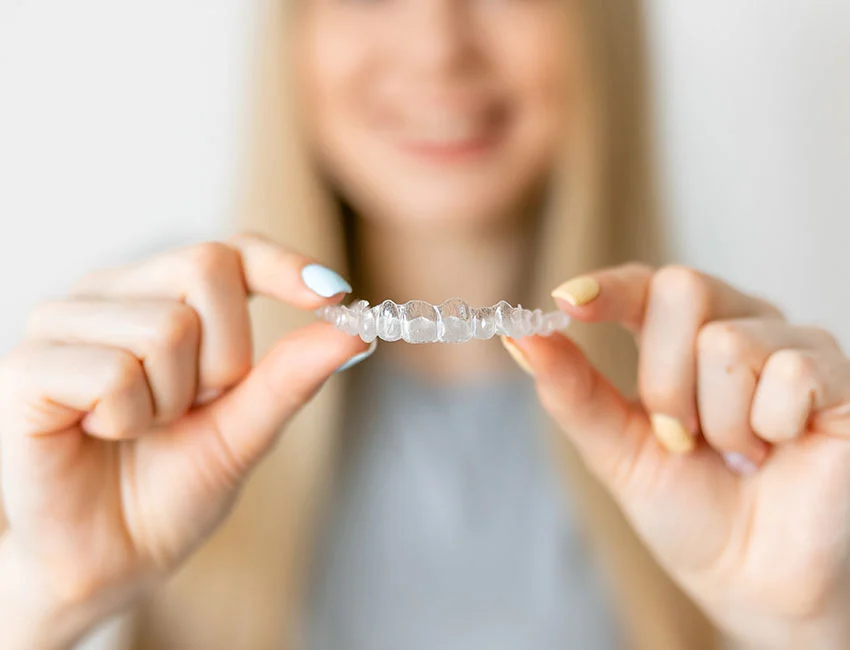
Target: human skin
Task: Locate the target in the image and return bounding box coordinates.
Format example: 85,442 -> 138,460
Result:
506,265 -> 850,649
3,0 -> 850,647
0,235 -> 370,647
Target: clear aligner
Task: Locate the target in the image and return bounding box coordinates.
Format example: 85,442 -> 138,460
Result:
316,298 -> 570,344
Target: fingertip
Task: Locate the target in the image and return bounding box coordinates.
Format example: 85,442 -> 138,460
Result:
550,264 -> 652,331
550,295 -> 595,322
326,291 -> 349,304
513,332 -> 584,376
262,321 -> 370,389
514,333 -> 607,415
551,276 -> 601,307
335,339 -> 378,373
300,263 -> 353,299
721,451 -> 762,477
228,233 -> 354,310
649,413 -> 696,454
500,336 -> 535,376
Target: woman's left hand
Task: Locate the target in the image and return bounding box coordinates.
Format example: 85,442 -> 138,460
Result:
505,264 -> 850,650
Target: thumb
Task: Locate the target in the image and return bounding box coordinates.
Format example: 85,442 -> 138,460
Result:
503,333 -> 659,489
197,322 -> 372,479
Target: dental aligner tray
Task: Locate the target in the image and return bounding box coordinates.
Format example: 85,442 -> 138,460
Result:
317,298 -> 570,344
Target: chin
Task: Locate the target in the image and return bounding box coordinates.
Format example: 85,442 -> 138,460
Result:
360,171 -> 534,229
373,193 -> 518,231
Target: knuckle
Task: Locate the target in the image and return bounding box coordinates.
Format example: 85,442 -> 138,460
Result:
203,353 -> 253,394
68,269 -> 102,296
697,321 -> 751,363
219,332 -> 255,388
152,304 -> 200,352
206,340 -> 253,390
106,351 -> 146,395
757,298 -> 785,320
24,300 -> 61,337
184,242 -> 240,286
227,230 -> 264,248
699,423 -> 738,450
651,265 -> 709,317
808,326 -> 841,351
766,349 -> 815,386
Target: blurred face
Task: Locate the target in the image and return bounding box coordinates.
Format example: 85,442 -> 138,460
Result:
298,0 -> 580,229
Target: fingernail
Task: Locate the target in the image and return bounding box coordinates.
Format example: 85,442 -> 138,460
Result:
500,336 -> 534,376
650,414 -> 695,454
194,388 -> 223,406
301,263 -> 353,298
722,452 -> 759,476
336,340 -> 377,373
551,276 -> 600,307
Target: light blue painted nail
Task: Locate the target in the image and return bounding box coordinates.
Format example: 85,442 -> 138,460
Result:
301,263 -> 352,298
336,340 -> 377,373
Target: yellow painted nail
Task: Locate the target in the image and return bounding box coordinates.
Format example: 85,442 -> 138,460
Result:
551,276 -> 600,307
650,414 -> 695,454
500,336 -> 534,376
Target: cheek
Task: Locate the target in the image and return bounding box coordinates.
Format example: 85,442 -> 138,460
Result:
497,17 -> 577,150
299,14 -> 370,157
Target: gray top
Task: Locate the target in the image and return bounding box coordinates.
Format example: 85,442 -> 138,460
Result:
305,355 -> 621,649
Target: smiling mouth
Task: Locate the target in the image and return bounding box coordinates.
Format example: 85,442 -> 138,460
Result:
395,106 -> 510,163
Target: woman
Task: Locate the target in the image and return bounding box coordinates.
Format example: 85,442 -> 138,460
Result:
2,0 -> 850,648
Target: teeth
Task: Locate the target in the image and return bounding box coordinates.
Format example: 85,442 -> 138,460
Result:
408,116 -> 483,143
316,298 -> 569,344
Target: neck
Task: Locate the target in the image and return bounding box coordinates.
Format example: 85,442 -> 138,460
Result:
356,213 -> 534,381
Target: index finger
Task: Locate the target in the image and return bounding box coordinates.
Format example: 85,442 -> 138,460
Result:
550,263 -> 781,333
227,232 -> 352,309
70,233 -> 353,393
73,232 -> 352,312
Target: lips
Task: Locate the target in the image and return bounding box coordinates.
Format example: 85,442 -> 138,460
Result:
393,105 -> 509,162
401,114 -> 491,143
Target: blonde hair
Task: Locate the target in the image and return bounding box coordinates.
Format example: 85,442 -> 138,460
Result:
132,0 -> 718,648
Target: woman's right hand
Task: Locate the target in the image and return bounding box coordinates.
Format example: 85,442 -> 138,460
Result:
0,234 -> 368,648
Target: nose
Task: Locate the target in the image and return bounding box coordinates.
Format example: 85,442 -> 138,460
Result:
398,0 -> 476,79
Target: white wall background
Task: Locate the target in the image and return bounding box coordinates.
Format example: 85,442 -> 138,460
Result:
646,0 -> 850,346
0,0 -> 252,355
1,0 -> 849,357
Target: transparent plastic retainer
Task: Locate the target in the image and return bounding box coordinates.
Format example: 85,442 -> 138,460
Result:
316,298 -> 570,344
